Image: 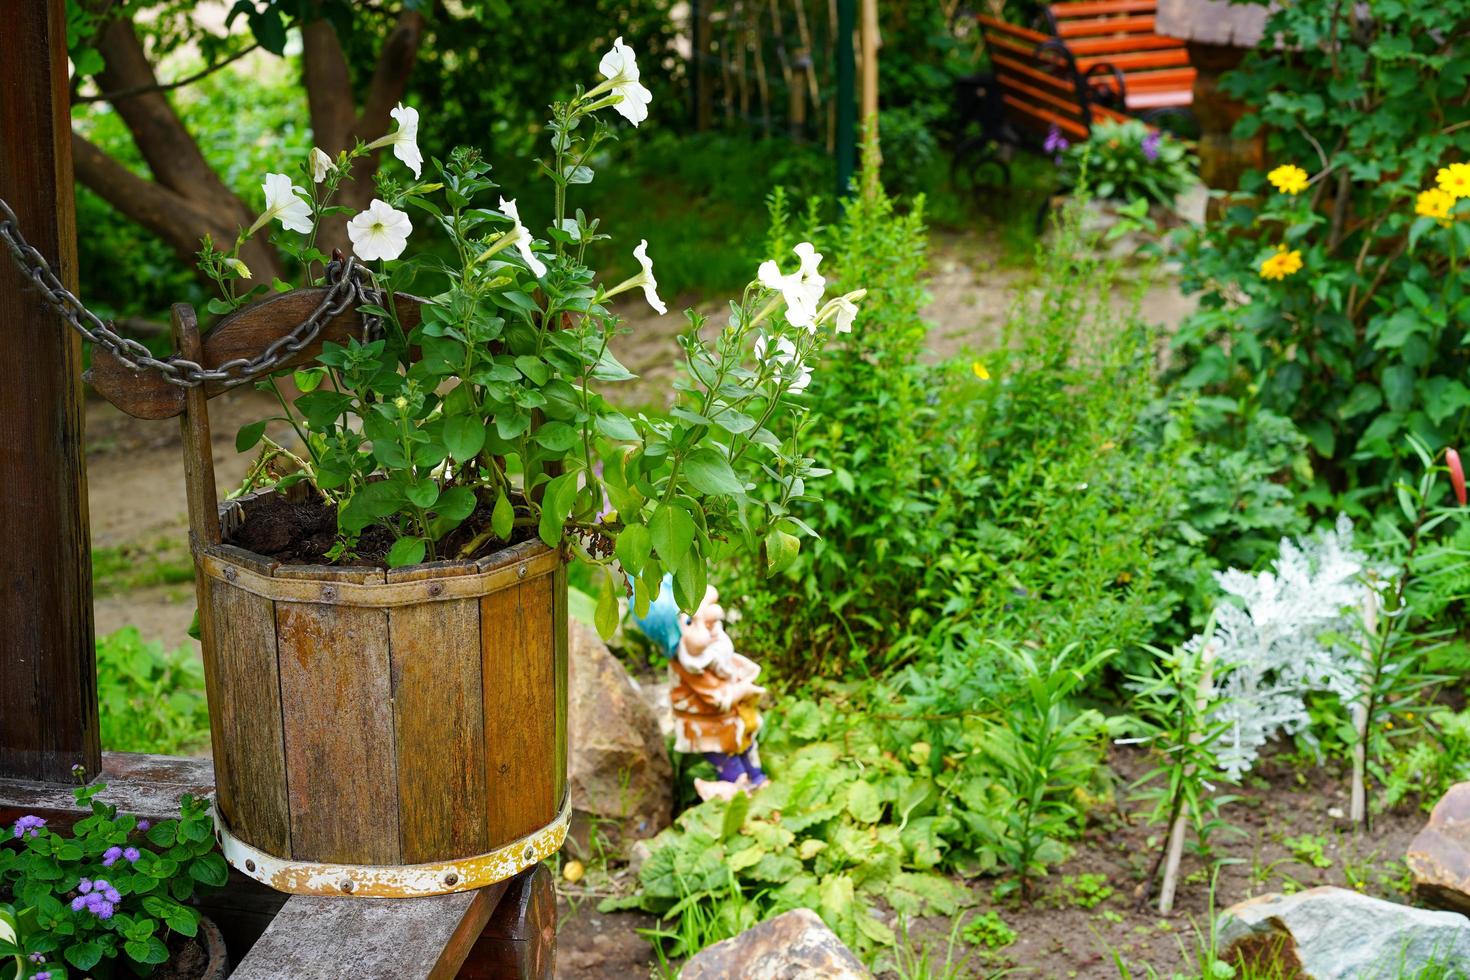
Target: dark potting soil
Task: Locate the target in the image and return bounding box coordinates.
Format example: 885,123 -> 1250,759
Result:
154,932 -> 212,980
225,489 -> 533,567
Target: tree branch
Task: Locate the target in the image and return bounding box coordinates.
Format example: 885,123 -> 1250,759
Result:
75,42 -> 260,104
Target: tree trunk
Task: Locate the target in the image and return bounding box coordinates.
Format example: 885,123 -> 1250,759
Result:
302,11 -> 425,252
79,15 -> 283,286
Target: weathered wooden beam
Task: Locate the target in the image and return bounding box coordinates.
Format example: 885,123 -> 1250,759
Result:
0,0 -> 99,783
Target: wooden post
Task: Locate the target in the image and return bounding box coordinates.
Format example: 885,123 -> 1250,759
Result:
859,0 -> 881,199
0,0 -> 99,783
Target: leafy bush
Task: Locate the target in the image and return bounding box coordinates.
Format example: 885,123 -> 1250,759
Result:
1059,119 -> 1196,206
728,174 -> 1200,680
96,629 -> 210,757
1170,0 -> 1470,506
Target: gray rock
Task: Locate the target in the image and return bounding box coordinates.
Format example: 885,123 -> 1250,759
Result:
567,622 -> 672,844
1217,886 -> 1470,979
681,909 -> 871,980
1407,781 -> 1470,915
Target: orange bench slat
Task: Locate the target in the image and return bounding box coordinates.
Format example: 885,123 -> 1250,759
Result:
1000,94 -> 1092,139
1049,0 -> 1157,17
1066,34 -> 1185,56
1056,14 -> 1157,37
1074,48 -> 1191,71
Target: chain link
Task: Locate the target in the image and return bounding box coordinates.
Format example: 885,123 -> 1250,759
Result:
0,195 -> 382,389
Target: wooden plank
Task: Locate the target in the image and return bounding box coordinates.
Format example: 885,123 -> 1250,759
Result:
552,564 -> 568,809
0,752 -> 213,824
1057,14 -> 1157,37
1075,48 -> 1191,71
995,67 -> 1094,122
1126,88 -> 1195,110
1051,0 -> 1156,17
388,560 -> 489,863
1067,34 -> 1185,55
230,886 -> 506,980
87,290 -> 427,421
0,0 -> 98,783
978,14 -> 1054,44
992,52 -> 1081,95
1001,94 -> 1092,139
1117,67 -> 1197,89
275,564 -> 398,864
457,865 -> 556,979
481,574 -> 556,846
207,565 -> 292,857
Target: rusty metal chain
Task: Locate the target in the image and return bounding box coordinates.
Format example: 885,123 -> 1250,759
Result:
0,195 -> 382,389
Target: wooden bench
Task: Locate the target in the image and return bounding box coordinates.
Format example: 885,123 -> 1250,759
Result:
0,753 -> 554,978
977,14 -> 1133,146
1038,0 -> 1196,115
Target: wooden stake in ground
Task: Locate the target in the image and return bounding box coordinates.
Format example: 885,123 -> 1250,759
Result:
1351,591 -> 1380,827
859,0 -> 881,199
1158,642 -> 1217,915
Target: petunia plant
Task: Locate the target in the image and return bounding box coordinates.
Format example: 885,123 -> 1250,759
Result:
203,36 -> 863,618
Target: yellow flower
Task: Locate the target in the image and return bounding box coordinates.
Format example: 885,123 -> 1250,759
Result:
1259,245 -> 1304,281
1436,162 -> 1470,200
1268,164 -> 1310,196
971,361 -> 990,380
1417,187 -> 1456,226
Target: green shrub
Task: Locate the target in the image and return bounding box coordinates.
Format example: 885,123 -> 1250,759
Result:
1170,0 -> 1470,508
96,629 -> 210,757
1059,118 -> 1196,206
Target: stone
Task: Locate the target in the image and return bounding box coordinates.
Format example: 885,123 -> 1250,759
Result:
681,909 -> 871,980
567,621 -> 672,844
1217,886 -> 1470,979
1408,781 -> 1470,915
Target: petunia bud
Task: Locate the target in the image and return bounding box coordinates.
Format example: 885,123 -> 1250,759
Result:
1447,448 -> 1466,507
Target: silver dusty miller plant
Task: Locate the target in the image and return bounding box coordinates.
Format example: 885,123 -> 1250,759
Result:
1193,514 -> 1388,779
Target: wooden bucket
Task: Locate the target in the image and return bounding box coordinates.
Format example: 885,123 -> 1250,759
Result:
162,300 -> 568,897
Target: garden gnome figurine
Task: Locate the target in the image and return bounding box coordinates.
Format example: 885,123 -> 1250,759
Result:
671,585 -> 768,800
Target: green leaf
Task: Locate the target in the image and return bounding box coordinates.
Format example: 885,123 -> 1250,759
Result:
846,780 -> 883,823
649,504 -> 695,565
615,524 -> 652,576
124,935 -> 170,965
492,491 -> 514,539
65,940 -> 103,970
720,791 -> 751,842
405,480 -> 440,509
764,529 -> 801,575
681,448 -> 744,496
534,421 -> 579,452
387,537 -> 427,568
189,852 -> 229,888
537,473 -> 579,547
595,573 -> 620,640
436,486 -> 477,522
235,420 -> 268,453
443,415 -> 487,464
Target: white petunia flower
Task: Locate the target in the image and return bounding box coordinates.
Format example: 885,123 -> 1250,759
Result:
758,242 -> 826,330
368,103 -> 423,178
310,147 -> 334,184
631,240 -> 666,314
753,331 -> 812,393
346,199 -> 413,261
817,289 -> 865,334
248,173 -> 313,236
498,197 -> 548,279
597,36 -> 653,126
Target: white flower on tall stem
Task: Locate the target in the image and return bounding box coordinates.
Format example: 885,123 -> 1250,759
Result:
367,103 -> 423,178
754,331 -> 812,393
816,289 -> 865,334
346,199 -> 413,261
603,239 -> 666,314
758,242 -> 826,330
591,36 -> 653,126
310,147 -> 334,184
247,173 -> 313,236
498,198 -> 548,279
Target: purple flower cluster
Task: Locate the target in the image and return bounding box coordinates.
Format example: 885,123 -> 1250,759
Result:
33,972 -> 52,980
1043,125 -> 1070,162
28,952 -> 46,964
137,819 -> 151,832
11,815 -> 46,839
101,845 -> 141,867
1142,131 -> 1163,162
70,878 -> 121,919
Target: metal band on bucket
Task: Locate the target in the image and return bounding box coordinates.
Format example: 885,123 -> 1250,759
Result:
212,793 -> 570,897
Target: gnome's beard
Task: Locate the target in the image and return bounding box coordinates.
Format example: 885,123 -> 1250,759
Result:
680,627 -> 737,677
